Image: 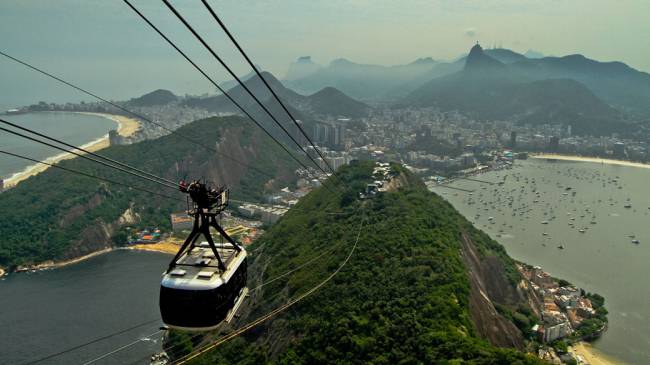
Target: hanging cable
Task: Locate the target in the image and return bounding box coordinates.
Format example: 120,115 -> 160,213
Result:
0,118 -> 177,187
0,125 -> 178,190
120,1 -> 331,191
81,329 -> 165,365
98,279 -> 294,365
0,50 -> 280,180
56,211 -> 360,364
0,150 -> 181,201
19,319 -> 162,365
172,217 -> 365,364
136,225 -> 360,364
159,0 -> 333,179
200,0 -> 338,176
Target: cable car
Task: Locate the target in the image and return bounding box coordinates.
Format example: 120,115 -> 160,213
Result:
160,181 -> 248,331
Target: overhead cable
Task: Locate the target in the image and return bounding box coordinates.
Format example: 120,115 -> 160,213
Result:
0,150 -> 181,201
200,0 -> 337,176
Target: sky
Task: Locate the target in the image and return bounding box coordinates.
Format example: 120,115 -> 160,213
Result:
1,0 -> 649,109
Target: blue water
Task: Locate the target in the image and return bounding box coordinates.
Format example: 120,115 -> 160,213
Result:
0,250 -> 169,365
0,112 -> 117,180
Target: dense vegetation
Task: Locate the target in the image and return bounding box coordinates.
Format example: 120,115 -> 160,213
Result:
177,161 -> 543,364
0,116 -> 299,269
572,292 -> 608,341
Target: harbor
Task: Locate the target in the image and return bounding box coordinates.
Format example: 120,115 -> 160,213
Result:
430,158 -> 650,364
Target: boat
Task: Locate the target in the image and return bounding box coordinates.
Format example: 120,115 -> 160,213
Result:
632,239 -> 640,244
557,245 -> 565,249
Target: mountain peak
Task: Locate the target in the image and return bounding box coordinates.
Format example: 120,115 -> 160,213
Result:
469,43 -> 484,56
330,58 -> 355,66
465,43 -> 504,70
259,70 -> 278,81
296,56 -> 314,64
524,49 -> 544,59
129,89 -> 177,106
411,57 -> 436,65
251,71 -> 286,91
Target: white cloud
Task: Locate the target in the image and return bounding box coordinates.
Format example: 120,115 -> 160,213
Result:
464,27 -> 477,37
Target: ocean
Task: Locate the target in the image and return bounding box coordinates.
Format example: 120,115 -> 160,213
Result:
0,112 -> 117,181
0,250 -> 168,365
430,158 -> 650,364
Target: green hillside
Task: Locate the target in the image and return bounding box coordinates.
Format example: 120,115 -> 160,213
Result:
404,44 -> 624,136
177,162 -> 543,364
0,116 -> 299,269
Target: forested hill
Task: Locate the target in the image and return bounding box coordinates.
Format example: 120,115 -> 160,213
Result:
0,116 -> 299,270
176,161 -> 543,364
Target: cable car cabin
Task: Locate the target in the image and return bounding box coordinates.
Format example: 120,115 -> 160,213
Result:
162,182 -> 247,331
160,242 -> 247,331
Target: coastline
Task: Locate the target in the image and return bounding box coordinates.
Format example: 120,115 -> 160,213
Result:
570,341 -> 624,365
6,242 -> 175,277
74,112 -> 140,137
13,247 -> 114,274
41,242 -> 177,269
3,112 -> 140,188
434,162 -> 630,365
532,153 -> 650,169
126,240 -> 180,255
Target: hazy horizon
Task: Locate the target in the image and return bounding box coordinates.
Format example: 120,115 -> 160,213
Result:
2,0 -> 649,108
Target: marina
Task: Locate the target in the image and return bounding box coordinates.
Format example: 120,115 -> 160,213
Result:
430,158 -> 650,364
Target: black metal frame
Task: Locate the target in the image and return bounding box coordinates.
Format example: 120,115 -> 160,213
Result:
168,186 -> 241,273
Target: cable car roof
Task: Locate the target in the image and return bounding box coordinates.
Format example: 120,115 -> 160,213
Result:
162,244 -> 246,290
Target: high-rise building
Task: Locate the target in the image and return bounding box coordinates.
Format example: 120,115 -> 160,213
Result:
549,136 -> 560,151
327,124 -> 338,147
292,120 -> 307,146
613,142 -> 626,158
510,131 -> 517,148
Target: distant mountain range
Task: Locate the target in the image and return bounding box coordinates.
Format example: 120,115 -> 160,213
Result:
284,56 -> 322,81
404,44 -> 624,135
129,45 -> 650,136
281,50 -> 534,100
184,71 -> 369,119
283,48 -> 650,122
284,57 -> 440,100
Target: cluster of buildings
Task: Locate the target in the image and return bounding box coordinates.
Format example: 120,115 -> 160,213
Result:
305,146 -> 355,174
311,120 -> 348,149
360,162 -> 394,199
521,265 -> 597,343
128,228 -> 163,243
19,99 -> 216,145
237,203 -> 289,225
170,210 -> 262,245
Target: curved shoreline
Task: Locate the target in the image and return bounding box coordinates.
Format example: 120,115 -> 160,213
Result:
0,244 -> 174,278
531,153 -> 650,169
3,112 -> 140,188
570,341 -> 623,365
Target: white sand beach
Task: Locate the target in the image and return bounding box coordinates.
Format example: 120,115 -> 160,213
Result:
532,153 -> 650,169
3,112 -> 140,188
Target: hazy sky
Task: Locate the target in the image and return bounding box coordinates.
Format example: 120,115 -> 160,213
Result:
1,0 -> 649,108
